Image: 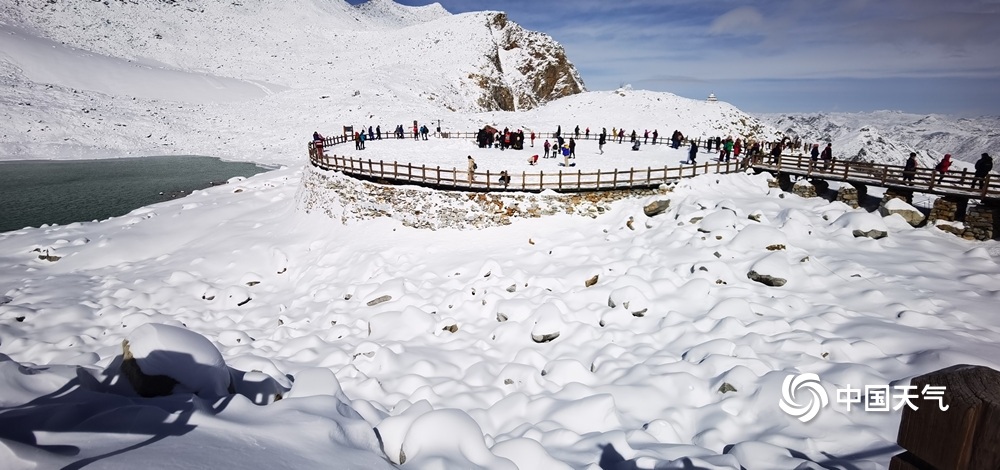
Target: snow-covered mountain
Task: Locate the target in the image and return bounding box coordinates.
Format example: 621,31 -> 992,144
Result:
1,0 -> 582,111
757,111 -> 1000,170
0,0 -> 775,165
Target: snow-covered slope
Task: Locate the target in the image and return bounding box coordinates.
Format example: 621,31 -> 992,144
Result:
0,0 -> 580,107
758,111 -> 1000,170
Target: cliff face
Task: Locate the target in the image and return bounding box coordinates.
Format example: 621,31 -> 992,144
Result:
473,12 -> 586,111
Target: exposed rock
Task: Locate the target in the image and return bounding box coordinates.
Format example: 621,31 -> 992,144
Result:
531,331 -> 560,343
479,13 -> 586,111
643,199 -> 671,217
718,382 -> 738,394
584,275 -> 599,287
366,295 -> 392,306
747,270 -> 787,287
853,229 -> 888,239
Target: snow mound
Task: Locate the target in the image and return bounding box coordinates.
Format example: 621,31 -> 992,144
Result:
123,323 -> 231,397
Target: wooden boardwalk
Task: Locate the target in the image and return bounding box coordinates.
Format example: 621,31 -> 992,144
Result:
308,134 -> 744,193
308,133 -> 998,200
748,154 -> 999,200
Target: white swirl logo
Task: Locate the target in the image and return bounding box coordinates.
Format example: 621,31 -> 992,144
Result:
779,373 -> 829,422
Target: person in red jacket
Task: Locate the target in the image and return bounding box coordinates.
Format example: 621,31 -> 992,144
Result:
935,154 -> 952,183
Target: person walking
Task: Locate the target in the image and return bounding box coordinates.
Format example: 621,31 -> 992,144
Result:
530,131 -> 535,147
543,139 -> 551,158
722,137 -> 734,162
643,130 -> 649,145
598,129 -> 606,154
972,152 -> 993,189
903,152 -> 918,184
652,129 -> 658,145
688,139 -> 698,164
467,156 -> 477,183
585,127 -> 590,139
770,141 -> 784,166
810,144 -> 820,161
569,137 -> 576,158
820,143 -> 833,170
935,153 -> 952,183
312,131 -> 325,158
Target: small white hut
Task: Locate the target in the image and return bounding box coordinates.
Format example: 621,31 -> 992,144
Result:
707,93 -> 718,102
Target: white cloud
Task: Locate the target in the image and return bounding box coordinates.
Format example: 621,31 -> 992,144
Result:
708,6 -> 765,35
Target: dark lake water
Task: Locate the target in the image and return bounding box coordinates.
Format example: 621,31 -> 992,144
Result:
0,156 -> 272,233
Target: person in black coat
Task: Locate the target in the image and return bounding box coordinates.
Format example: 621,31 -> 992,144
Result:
972,152 -> 994,189
687,140 -> 698,164
903,152 -> 918,184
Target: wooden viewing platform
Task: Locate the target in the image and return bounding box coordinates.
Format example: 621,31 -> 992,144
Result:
308,133 -> 745,192
307,132 -> 998,200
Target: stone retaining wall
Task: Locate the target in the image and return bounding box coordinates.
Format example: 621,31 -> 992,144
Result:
298,166 -> 668,230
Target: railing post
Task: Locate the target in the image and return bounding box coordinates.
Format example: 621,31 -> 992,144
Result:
891,364 -> 1000,470
539,171 -> 544,191
558,171 -> 563,191
436,166 -> 441,185
596,170 -> 602,189
578,170 -> 582,190
486,170 -> 491,190
646,166 -> 651,186
628,168 -> 634,189
521,171 -> 525,191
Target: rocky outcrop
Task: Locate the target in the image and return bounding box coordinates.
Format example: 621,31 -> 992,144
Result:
479,12 -> 586,111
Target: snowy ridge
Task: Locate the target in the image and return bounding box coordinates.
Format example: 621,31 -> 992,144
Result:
352,0 -> 451,28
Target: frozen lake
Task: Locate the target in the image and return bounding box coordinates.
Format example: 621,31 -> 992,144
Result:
0,155 -> 271,232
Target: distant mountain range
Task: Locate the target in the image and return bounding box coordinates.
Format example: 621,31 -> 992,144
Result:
756,111 -> 1000,170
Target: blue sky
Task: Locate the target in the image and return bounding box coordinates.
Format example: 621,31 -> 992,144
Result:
350,0 -> 1000,115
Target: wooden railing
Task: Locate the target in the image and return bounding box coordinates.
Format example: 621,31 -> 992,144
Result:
748,154 -> 999,199
310,152 -> 745,192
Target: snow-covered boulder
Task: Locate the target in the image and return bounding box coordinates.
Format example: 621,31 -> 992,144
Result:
879,197 -> 925,227
829,211 -> 889,239
121,323 -> 231,398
